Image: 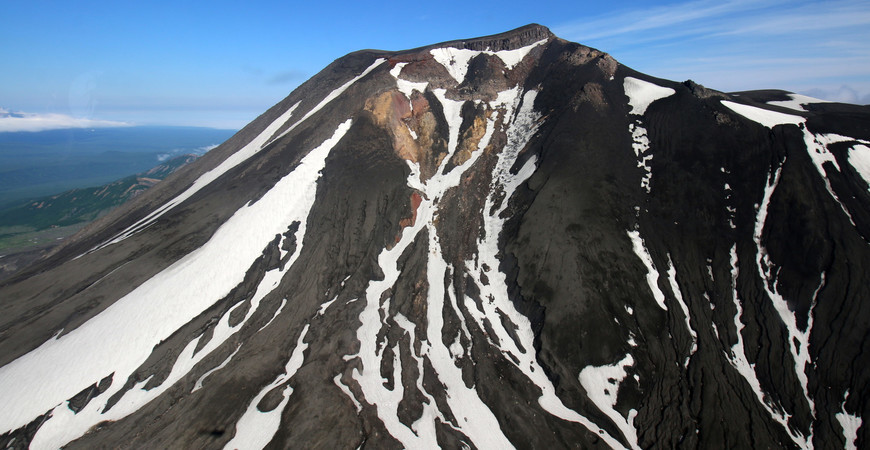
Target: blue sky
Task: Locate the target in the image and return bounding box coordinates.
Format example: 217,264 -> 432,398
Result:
2,0 -> 868,130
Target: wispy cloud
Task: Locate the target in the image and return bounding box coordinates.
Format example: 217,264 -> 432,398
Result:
0,108 -> 130,132
553,0 -> 870,103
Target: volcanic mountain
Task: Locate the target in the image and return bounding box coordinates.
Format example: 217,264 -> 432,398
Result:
1,24 -> 868,449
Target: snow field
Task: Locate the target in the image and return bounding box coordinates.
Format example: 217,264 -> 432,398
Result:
767,93 -> 833,112
850,144 -> 870,187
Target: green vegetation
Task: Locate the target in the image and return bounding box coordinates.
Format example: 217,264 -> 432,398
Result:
0,155 -> 197,252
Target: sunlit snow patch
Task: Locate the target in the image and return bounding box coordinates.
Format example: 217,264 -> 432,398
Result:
720,101 -> 804,128
623,77 -> 675,116
627,230 -> 667,310
849,144 -> 870,187
767,93 -> 832,112
836,390 -> 863,450
578,354 -> 639,449
430,39 -> 547,84
623,78 -> 674,193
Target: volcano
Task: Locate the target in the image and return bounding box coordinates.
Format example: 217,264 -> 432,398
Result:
0,24 -> 868,449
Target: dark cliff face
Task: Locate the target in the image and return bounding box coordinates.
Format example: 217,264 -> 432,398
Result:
1,24 -> 868,449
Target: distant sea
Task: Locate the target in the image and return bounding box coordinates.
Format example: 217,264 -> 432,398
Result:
0,126 -> 236,207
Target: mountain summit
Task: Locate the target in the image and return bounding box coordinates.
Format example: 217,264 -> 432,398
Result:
1,25 -> 868,449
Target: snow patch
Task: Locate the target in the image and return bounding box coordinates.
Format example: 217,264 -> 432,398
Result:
578,354 -> 639,449
349,86 -> 510,449
430,39 -> 547,84
767,93 -> 832,112
836,390 -> 863,450
849,144 -> 870,187
628,122 -> 654,192
751,162 -> 817,447
721,101 -> 804,128
623,77 -> 675,115
333,374 -> 362,413
725,245 -> 809,449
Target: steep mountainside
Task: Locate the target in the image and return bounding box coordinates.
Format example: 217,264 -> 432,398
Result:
0,24 -> 868,449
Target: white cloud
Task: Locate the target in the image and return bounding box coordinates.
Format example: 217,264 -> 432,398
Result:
0,108 -> 130,132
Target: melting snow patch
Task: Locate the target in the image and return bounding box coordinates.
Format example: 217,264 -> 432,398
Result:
767,93 -> 832,112
623,77 -> 675,115
318,295 -> 339,316
430,39 -> 547,84
836,390 -> 863,450
578,354 -> 639,449
721,101 -> 804,129
430,48 -> 480,84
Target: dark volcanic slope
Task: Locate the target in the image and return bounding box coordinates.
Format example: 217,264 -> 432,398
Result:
0,24 -> 868,449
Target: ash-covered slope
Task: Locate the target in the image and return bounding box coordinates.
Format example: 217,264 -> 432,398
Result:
1,24 -> 869,449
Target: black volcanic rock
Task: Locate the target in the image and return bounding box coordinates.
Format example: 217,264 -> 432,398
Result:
0,24 -> 868,450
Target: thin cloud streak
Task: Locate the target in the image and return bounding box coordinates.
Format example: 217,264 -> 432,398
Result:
0,108 -> 130,133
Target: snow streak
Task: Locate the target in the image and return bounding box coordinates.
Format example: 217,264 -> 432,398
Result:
627,230 -> 667,311
666,255 -> 697,366
725,246 -> 811,449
